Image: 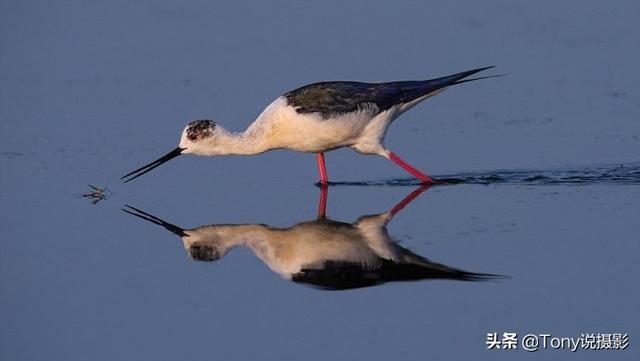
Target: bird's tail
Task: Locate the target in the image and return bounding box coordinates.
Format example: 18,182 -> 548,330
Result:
428,66 -> 501,88
389,66 -> 500,113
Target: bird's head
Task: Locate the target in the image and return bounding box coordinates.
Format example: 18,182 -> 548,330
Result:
181,226 -> 237,263
121,205 -> 227,263
121,119 -> 223,183
186,241 -> 223,262
178,119 -> 221,154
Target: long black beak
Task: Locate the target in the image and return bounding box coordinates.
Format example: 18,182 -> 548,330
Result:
121,147 -> 184,183
122,204 -> 188,237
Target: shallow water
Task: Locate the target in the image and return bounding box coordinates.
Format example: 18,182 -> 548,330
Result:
326,163 -> 640,186
1,1 -> 639,360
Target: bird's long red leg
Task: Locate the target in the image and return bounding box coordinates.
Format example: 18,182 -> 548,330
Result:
389,185 -> 430,217
317,185 -> 328,219
388,151 -> 435,184
316,153 -> 329,185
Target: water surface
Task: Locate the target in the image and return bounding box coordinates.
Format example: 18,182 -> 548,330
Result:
1,1 -> 638,360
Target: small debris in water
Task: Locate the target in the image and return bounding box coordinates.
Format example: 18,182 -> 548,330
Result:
81,184 -> 112,204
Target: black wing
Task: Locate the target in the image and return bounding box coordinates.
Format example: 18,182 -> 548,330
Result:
292,258 -> 500,291
284,66 -> 494,118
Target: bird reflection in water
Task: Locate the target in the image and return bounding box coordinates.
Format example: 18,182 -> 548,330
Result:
123,186 -> 502,290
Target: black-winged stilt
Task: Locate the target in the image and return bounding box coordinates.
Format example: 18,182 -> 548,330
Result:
122,66 -> 497,185
123,186 -> 500,289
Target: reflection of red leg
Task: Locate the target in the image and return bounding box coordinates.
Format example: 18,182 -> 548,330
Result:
389,185 -> 429,217
317,185 -> 328,218
388,151 -> 434,184
316,153 -> 328,185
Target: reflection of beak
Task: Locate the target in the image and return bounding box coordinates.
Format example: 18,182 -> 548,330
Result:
122,204 -> 188,237
121,147 -> 184,183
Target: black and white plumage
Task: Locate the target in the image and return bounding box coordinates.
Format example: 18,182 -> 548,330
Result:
122,187 -> 501,290
122,66 -> 497,184
284,66 -> 494,118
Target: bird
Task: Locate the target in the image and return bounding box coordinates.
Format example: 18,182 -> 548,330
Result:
122,66 -> 497,185
122,186 -> 501,290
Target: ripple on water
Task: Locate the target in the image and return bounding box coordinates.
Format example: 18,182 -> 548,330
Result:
323,163 -> 640,187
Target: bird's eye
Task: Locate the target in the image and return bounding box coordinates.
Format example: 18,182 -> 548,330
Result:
187,131 -> 199,141
187,120 -> 216,141
189,244 -> 220,262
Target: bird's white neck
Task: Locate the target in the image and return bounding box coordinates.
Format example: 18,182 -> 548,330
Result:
203,224 -> 270,247
182,127 -> 268,156
208,127 -> 271,156
183,224 -> 276,262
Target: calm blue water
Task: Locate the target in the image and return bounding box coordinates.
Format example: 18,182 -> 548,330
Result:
1,1 -> 638,360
